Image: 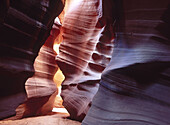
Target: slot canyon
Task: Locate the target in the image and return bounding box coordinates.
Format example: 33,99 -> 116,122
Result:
0,0 -> 113,124
0,0 -> 170,125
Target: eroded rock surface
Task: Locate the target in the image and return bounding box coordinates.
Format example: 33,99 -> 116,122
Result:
0,0 -> 63,119
56,0 -> 114,121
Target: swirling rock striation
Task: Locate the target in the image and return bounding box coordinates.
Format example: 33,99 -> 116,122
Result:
56,0 -> 114,121
0,0 -> 63,119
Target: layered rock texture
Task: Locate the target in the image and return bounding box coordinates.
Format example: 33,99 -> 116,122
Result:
0,0 -> 114,122
56,0 -> 114,121
23,17 -> 64,117
23,45 -> 58,117
0,0 -> 63,119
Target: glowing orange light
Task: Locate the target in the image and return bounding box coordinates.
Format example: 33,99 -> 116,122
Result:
53,44 -> 60,55
52,29 -> 69,115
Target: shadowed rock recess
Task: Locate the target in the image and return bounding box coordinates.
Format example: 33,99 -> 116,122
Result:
0,0 -> 64,120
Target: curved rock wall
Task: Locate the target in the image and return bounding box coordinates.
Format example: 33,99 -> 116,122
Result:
56,0 -> 114,121
26,46 -> 57,98
14,12 -> 63,118
0,0 -> 63,119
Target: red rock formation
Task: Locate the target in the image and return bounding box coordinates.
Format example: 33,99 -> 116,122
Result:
23,46 -> 58,117
56,0 -> 114,121
0,0 -> 63,119
26,46 -> 58,98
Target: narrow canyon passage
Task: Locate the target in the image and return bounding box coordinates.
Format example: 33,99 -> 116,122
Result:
1,0 -> 109,124
1,0 -> 170,125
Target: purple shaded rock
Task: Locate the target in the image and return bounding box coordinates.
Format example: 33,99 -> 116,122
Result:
0,0 -> 63,119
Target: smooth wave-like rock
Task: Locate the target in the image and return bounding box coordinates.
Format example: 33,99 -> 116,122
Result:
12,11 -> 63,118
0,0 -> 63,119
23,46 -> 58,117
56,0 -> 114,121
26,46 -> 58,98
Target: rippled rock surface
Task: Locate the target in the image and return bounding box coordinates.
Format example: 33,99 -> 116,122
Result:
56,0 -> 114,121
0,0 -> 63,119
